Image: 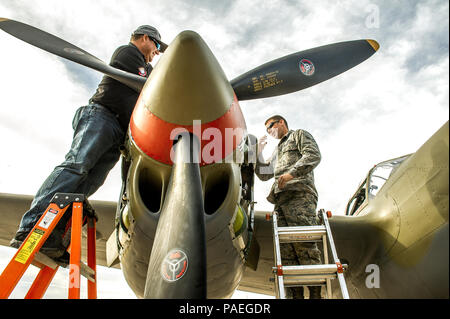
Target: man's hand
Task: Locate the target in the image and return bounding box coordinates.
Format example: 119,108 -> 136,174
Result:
258,135 -> 268,155
278,173 -> 294,189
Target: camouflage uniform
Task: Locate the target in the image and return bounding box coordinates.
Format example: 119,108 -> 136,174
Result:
256,129 -> 322,298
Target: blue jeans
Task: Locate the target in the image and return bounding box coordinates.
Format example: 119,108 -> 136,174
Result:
18,103 -> 125,232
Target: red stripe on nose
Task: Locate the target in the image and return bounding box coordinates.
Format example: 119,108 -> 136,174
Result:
130,93 -> 246,166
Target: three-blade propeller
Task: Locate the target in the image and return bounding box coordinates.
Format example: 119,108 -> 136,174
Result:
0,17 -> 379,100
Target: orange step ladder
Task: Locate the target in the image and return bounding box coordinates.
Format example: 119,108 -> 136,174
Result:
0,193 -> 98,299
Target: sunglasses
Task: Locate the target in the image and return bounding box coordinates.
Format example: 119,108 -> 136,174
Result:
266,120 -> 280,132
149,36 -> 161,51
147,35 -> 161,51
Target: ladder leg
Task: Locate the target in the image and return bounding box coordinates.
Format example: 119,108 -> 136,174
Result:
272,212 -> 286,299
322,210 -> 350,299
68,201 -> 83,299
337,273 -> 350,299
87,217 -> 97,299
322,233 -> 332,299
24,266 -> 59,299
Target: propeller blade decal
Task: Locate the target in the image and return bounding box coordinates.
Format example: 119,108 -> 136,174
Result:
144,133 -> 207,298
0,18 -> 146,92
231,39 -> 379,100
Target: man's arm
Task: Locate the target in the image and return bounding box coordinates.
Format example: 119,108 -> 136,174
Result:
287,129 -> 321,178
255,136 -> 275,181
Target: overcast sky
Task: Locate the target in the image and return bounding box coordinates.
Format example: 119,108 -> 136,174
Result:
0,0 -> 448,299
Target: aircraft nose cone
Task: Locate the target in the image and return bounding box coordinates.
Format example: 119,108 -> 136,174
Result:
130,30 -> 246,165
142,30 -> 233,124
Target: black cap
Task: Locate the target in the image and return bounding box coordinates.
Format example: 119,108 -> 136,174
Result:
132,25 -> 168,52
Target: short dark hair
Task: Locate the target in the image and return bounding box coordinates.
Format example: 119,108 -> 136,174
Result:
265,115 -> 289,130
130,33 -> 145,41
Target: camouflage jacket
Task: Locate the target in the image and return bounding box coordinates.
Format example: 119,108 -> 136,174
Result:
255,129 -> 321,204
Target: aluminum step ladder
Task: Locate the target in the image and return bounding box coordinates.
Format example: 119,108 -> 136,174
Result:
271,208 -> 349,299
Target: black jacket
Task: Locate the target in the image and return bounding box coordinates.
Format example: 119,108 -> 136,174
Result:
90,43 -> 151,130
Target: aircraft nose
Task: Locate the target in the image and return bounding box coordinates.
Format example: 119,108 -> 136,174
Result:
143,30 -> 232,123
130,30 -> 246,166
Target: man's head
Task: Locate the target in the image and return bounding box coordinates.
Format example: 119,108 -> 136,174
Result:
131,25 -> 168,62
265,115 -> 289,139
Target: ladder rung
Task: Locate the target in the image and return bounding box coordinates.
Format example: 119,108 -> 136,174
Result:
277,225 -> 326,242
274,264 -> 339,276
33,253 -> 95,283
277,265 -> 339,287
271,276 -> 333,286
33,253 -> 59,270
285,273 -> 336,281
80,262 -> 96,283
284,277 -> 329,286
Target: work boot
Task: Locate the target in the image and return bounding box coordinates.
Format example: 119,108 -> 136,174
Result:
309,286 -> 322,299
10,227 -> 67,258
291,287 -> 305,299
53,251 -> 71,268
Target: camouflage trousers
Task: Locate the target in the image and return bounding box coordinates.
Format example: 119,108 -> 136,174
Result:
274,191 -> 322,298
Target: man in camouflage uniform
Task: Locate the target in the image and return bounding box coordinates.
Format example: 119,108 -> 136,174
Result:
255,115 -> 322,299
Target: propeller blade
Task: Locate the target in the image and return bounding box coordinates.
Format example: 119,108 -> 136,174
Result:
231,39 -> 379,100
0,18 -> 146,92
144,132 -> 207,299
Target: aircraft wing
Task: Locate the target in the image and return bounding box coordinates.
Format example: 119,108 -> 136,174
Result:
239,210 -> 448,299
0,193 -> 119,269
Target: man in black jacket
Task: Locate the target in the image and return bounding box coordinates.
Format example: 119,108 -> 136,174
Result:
10,25 -> 168,258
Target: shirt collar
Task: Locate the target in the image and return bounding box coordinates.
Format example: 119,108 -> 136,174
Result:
129,42 -> 146,61
278,130 -> 293,146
